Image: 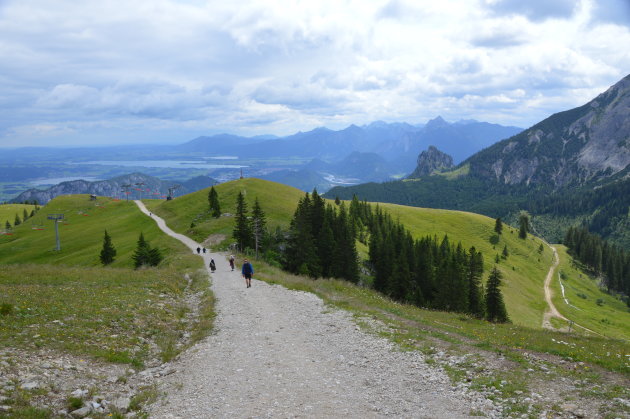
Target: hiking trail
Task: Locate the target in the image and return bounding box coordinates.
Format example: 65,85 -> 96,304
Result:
134,200 -> 497,418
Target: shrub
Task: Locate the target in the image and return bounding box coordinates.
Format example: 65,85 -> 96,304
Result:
0,302 -> 13,316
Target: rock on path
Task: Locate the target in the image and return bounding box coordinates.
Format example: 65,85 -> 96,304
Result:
136,201 -> 490,418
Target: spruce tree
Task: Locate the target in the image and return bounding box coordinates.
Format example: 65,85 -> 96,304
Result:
4,220 -> 10,230
485,267 -> 509,323
502,245 -> 509,259
494,217 -> 503,235
132,233 -> 151,269
518,212 -> 530,239
232,192 -> 252,251
99,230 -> 117,265
14,214 -> 21,226
284,194 -> 320,277
23,209 -> 28,221
251,197 -> 267,255
467,247 -> 484,318
208,186 -> 221,218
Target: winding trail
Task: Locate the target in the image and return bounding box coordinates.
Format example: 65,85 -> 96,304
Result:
134,201 -> 494,418
542,245 -> 603,337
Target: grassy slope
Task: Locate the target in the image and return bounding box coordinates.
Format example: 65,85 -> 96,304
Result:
552,245 -> 630,341
146,178 -> 629,338
376,203 -> 554,329
0,195 -> 195,268
144,178 -> 305,243
0,194 -> 211,366
0,204 -> 37,228
147,178 -> 555,329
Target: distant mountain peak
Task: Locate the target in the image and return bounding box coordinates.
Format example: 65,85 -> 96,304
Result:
426,116 -> 449,129
407,146 -> 454,178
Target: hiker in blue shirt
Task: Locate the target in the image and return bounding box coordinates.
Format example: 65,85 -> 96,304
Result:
242,259 -> 254,288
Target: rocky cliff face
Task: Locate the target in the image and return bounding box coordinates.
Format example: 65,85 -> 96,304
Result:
466,74 -> 630,188
407,146 -> 454,178
11,173 -> 215,204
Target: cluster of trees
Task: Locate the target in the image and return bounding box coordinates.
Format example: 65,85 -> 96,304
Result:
564,226 -> 630,296
99,230 -> 162,268
4,206 -> 39,231
363,202 -> 508,322
283,191 -> 359,282
232,192 -> 267,254
226,187 -> 509,322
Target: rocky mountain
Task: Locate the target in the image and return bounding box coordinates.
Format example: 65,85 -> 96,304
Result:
325,73 -> 630,248
11,173 -> 216,204
465,74 -> 630,188
407,146 -> 454,178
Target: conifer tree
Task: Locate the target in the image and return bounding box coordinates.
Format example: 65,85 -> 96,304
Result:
494,217 -> 503,235
132,233 -> 150,269
467,247 -> 484,318
502,245 -> 509,259
284,194 -> 320,277
233,192 -> 252,251
251,197 -> 267,256
208,186 -> 221,218
4,220 -> 10,230
23,209 -> 28,221
317,206 -> 335,277
99,229 -> 117,265
332,202 -> 359,283
518,211 -> 530,239
485,267 -> 509,323
14,214 -> 21,226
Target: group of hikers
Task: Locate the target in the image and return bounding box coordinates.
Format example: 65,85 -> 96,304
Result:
205,252 -> 254,288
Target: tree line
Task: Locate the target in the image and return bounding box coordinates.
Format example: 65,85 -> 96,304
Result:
564,226 -> 630,297
230,190 -> 508,323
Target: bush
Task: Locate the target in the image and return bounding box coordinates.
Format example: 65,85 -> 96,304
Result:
596,298 -> 604,306
0,302 -> 13,316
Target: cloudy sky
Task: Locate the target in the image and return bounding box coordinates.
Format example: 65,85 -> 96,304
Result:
1,0 -> 629,147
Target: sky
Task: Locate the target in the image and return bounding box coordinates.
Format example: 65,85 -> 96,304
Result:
1,0 -> 629,147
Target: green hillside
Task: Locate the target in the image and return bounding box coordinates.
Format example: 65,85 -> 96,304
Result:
0,195 -> 195,268
0,203 -> 37,229
146,178 -> 556,329
144,178 -> 305,243
552,245 -> 630,341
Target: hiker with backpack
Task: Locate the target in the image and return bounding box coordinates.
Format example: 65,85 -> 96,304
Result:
242,259 -> 254,288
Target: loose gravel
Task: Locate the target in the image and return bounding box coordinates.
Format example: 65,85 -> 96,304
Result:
148,259 -> 498,418
135,201 -> 498,418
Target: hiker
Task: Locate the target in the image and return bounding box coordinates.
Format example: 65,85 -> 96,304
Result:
242,259 -> 254,288
196,247 -> 201,254
209,259 -> 216,272
202,247 -> 206,254
229,255 -> 235,271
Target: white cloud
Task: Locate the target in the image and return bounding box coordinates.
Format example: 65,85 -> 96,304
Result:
0,0 -> 628,146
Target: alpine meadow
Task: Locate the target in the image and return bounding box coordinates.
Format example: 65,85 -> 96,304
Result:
2,1 -> 630,418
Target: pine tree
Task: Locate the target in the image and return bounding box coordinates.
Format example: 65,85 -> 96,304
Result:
208,186 -> 221,218
23,209 -> 28,221
518,211 -> 530,239
251,197 -> 267,256
284,194 -> 320,277
4,220 -> 10,230
132,233 -> 151,269
494,217 -> 503,235
485,267 -> 509,323
467,247 -> 484,318
99,230 -> 117,265
30,209 -> 35,218
232,192 -> 252,251
502,245 -> 509,259
148,246 -> 164,266
14,214 -> 21,226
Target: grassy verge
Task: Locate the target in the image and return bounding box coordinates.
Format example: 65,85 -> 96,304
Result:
0,264 -> 212,367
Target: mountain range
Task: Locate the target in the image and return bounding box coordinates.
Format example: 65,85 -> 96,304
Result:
326,73 -> 630,248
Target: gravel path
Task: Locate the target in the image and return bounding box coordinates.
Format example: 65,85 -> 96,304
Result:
136,201 -> 491,418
